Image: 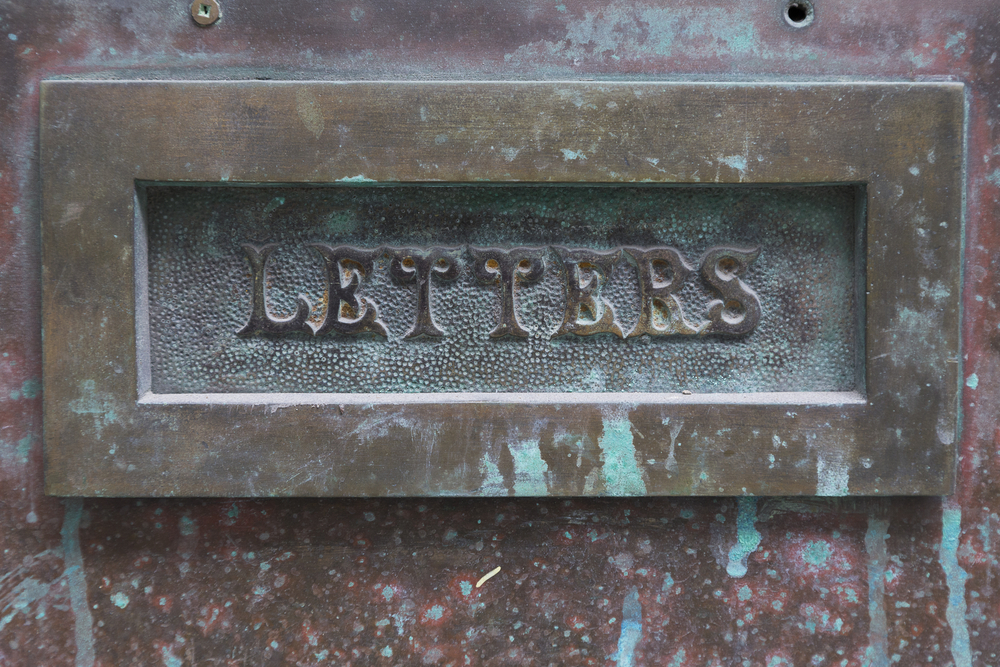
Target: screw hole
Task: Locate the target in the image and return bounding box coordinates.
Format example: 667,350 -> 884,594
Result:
784,0 -> 813,27
191,0 -> 220,26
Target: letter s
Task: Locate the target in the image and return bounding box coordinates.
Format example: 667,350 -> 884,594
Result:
700,246 -> 762,336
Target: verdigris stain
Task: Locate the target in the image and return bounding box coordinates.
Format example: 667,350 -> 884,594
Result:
599,417 -> 646,495
727,497 -> 761,577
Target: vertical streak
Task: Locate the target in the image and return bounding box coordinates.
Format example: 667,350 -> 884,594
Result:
613,587 -> 642,667
864,513 -> 889,667
726,497 -> 761,577
941,504 -> 972,667
61,499 -> 95,667
599,415 -> 646,495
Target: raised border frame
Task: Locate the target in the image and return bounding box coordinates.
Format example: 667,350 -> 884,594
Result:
41,81 -> 964,496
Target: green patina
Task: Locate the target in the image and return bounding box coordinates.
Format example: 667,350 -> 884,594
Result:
945,31 -> 967,55
508,439 -> 549,496
179,515 -> 197,536
803,540 -> 832,567
599,417 -> 646,496
538,3 -> 765,64
9,378 -> 40,401
67,380 -> 118,438
424,604 -> 445,621
478,457 -> 508,496
262,196 -> 286,216
941,507 -> 972,667
727,497 -> 761,578
16,435 -> 32,464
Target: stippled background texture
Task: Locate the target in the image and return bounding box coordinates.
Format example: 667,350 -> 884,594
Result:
1,0 -> 998,665
145,184 -> 858,395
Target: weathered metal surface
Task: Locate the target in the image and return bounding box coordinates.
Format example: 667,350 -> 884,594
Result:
146,184 -> 855,394
40,81 -> 961,497
2,0 -> 1000,664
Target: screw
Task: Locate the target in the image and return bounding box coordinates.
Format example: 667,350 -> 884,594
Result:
191,0 -> 220,26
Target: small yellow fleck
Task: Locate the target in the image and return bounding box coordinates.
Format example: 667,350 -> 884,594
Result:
476,566 -> 501,588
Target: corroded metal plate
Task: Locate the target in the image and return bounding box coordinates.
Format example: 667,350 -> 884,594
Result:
40,81 -> 964,496
145,184 -> 860,395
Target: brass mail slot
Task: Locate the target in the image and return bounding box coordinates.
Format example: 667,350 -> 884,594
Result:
40,81 -> 964,496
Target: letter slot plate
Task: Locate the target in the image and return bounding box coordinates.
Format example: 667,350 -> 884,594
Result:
40,81 -> 964,497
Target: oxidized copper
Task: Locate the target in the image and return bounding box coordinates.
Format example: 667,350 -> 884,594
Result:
39,81 -> 964,496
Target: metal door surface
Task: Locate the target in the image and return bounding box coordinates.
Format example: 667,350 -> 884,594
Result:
1,1 -> 998,664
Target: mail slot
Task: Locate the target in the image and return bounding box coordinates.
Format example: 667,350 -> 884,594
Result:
40,81 -> 964,496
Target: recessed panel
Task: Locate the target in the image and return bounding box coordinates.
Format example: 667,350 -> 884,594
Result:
145,184 -> 860,396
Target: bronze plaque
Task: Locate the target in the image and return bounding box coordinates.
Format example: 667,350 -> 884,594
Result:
41,81 -> 964,496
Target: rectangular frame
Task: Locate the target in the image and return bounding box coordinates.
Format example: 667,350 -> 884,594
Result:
41,81 -> 964,496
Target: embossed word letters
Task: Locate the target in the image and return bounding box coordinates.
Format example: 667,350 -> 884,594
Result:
237,245 -> 761,339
